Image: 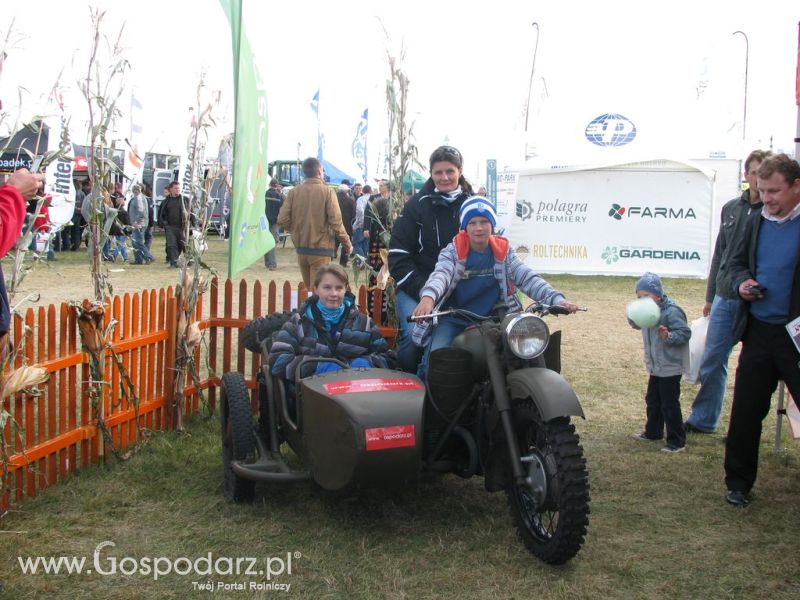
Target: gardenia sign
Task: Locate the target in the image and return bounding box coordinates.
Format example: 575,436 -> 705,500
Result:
508,159 -> 713,277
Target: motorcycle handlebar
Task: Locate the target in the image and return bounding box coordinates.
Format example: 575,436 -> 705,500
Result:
408,304 -> 589,322
407,308 -> 488,323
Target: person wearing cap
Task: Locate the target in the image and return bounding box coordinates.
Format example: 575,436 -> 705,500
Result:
128,183 -> 154,264
389,145 -> 475,373
628,272 -> 691,454
411,196 -> 578,380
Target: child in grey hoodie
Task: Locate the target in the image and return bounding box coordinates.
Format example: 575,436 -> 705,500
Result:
630,272 -> 691,453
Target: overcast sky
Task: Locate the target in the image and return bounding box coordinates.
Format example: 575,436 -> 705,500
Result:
2,0 -> 798,184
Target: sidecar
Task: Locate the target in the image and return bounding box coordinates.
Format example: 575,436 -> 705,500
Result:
220,363 -> 426,501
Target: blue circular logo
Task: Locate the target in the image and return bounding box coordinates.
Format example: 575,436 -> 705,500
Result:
585,113 -> 637,147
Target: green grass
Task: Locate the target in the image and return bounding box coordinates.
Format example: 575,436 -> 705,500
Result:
1,275 -> 799,600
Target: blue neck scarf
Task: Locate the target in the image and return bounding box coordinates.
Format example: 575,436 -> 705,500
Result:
308,299 -> 347,331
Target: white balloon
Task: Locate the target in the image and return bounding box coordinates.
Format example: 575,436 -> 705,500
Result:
627,297 -> 660,329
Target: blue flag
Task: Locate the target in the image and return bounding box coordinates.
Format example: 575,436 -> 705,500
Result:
351,108 -> 368,183
311,89 -> 323,161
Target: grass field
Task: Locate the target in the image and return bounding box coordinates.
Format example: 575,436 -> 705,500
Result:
1,266 -> 799,599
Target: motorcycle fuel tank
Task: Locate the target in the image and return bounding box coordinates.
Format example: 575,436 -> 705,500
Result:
452,325 -> 489,380
299,368 -> 425,491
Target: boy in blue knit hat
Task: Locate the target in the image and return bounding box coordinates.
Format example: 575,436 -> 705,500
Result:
411,195 -> 579,379
630,272 -> 691,453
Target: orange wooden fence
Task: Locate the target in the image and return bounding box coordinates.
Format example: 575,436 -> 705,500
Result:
0,278 -> 389,509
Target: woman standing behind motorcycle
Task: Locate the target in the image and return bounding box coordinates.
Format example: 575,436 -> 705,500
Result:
268,264 -> 390,383
411,196 -> 579,379
389,145 -> 474,373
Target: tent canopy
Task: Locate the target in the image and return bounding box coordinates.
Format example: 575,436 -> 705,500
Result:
321,159 -> 357,185
403,170 -> 427,193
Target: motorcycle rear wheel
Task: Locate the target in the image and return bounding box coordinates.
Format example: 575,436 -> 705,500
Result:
506,401 -> 589,564
221,372 -> 256,502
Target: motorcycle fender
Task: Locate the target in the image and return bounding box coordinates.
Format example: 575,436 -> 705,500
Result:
506,369 -> 585,420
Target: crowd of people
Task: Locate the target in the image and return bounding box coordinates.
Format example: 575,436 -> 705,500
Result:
16,175 -> 204,268
30,178 -> 160,265
268,158 -> 397,308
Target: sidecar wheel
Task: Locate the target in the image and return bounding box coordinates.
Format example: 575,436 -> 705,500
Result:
506,402 -> 589,564
221,372 -> 256,502
240,311 -> 297,353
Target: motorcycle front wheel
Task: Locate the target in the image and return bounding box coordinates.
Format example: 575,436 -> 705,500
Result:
506,401 -> 589,564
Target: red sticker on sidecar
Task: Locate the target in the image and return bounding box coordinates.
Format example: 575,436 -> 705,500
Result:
365,425 -> 416,451
323,378 -> 423,395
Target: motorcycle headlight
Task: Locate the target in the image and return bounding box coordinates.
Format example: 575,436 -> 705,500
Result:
504,314 -> 549,359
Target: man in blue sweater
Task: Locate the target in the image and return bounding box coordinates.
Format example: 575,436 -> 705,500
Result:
724,153 -> 800,507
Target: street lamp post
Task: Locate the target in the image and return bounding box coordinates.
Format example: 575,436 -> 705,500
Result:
733,30 -> 749,141
524,22 -> 540,135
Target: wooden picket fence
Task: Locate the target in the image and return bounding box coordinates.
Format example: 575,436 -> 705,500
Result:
0,278 -> 390,509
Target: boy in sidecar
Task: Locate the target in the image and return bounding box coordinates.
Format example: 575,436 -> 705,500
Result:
268,263 -> 390,389
411,196 -> 579,379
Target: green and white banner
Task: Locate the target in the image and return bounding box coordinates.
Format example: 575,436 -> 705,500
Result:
219,0 -> 273,277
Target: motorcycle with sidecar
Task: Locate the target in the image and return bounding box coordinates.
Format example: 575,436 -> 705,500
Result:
221,302 -> 590,564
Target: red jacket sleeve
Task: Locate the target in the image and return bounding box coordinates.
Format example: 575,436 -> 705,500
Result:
0,184 -> 27,258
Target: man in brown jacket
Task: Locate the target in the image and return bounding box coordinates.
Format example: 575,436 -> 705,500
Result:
277,157 -> 352,287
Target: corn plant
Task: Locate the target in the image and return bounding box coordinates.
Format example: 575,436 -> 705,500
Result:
78,7 -> 129,303
352,26 -> 422,332
72,8 -> 131,456
170,76 -> 222,431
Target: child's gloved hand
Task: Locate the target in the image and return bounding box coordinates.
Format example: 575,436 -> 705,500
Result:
627,317 -> 641,330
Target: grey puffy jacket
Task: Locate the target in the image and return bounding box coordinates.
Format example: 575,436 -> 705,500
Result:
636,296 -> 691,377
